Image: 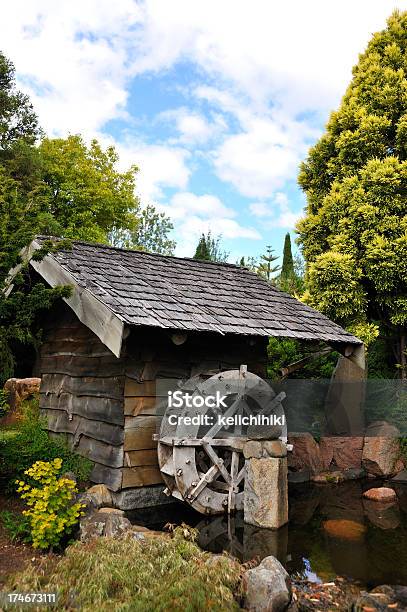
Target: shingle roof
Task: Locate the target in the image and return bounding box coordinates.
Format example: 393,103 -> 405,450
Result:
33,239 -> 361,346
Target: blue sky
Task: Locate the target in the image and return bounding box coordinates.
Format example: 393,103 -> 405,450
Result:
2,0 -> 407,263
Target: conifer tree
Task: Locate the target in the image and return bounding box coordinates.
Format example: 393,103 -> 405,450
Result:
257,245 -> 280,282
280,233 -> 295,281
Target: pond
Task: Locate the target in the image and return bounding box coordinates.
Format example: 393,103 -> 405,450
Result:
127,479 -> 407,589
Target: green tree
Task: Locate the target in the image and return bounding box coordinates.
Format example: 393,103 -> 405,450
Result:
193,231 -> 229,262
297,11 -> 407,376
39,135 -> 138,243
280,233 -> 294,280
257,245 -> 280,282
109,204 -> 176,255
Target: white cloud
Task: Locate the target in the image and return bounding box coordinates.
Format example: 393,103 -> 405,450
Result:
249,191 -> 300,229
168,192 -> 236,219
249,202 -> 273,218
158,108 -> 226,145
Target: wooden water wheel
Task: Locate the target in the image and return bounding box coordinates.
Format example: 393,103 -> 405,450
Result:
157,365 -> 286,515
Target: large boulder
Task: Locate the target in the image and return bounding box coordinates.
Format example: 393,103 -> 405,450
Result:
362,421 -> 400,476
320,436 -> 364,471
243,555 -> 292,612
1,377 -> 41,425
80,508 -> 131,542
287,433 -> 322,475
363,487 -> 396,502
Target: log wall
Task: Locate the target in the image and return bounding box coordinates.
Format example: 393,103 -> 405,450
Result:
39,303 -> 268,493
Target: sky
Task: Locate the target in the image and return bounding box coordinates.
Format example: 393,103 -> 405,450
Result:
1,0 -> 407,263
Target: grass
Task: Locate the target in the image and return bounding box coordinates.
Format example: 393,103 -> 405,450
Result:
5,527 -> 243,611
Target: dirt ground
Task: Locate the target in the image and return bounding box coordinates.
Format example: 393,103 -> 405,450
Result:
0,494 -> 56,588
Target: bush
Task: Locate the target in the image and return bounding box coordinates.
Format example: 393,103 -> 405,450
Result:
0,388 -> 9,419
0,399 -> 92,488
6,527 -> 243,610
0,510 -> 31,543
16,458 -> 84,550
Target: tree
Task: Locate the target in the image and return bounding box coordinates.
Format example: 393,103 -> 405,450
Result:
237,255 -> 258,272
0,52 -> 41,150
280,233 -> 294,280
109,204 -> 176,255
193,231 -> 229,262
39,136 -> 139,243
276,234 -> 304,295
297,10 -> 407,376
257,245 -> 280,282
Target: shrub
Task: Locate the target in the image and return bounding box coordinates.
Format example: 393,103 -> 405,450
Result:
0,510 -> 31,543
0,399 -> 92,487
6,527 -> 243,610
16,458 -> 84,550
0,388 -> 9,418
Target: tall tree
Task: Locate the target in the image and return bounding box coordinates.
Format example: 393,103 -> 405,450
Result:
280,233 -> 294,281
257,245 -> 280,282
297,11 -> 407,376
109,204 -> 176,255
39,136 -> 138,243
193,231 -> 229,262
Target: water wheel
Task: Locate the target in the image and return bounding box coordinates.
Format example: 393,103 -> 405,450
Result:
157,365 -> 286,515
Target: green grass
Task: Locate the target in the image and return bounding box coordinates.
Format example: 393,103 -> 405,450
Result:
5,528 -> 243,611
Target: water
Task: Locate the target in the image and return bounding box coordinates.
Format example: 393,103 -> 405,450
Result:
127,480 -> 407,589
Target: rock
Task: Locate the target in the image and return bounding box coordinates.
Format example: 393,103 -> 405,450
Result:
287,433 -> 322,475
86,484 -> 113,508
322,519 -> 366,541
1,377 -> 41,425
244,457 -> 288,529
312,471 -> 344,484
363,499 -> 400,530
393,458 -> 405,475
391,469 -> 407,483
320,436 -> 364,470
80,510 -> 131,542
354,585 -> 407,611
365,420 -> 400,437
362,434 -> 400,477
247,424 -> 282,440
243,555 -> 292,612
363,487 -> 396,502
111,485 -> 174,510
62,471 -> 77,484
287,469 -> 310,483
262,440 -> 287,458
98,507 -> 124,514
244,441 -> 263,459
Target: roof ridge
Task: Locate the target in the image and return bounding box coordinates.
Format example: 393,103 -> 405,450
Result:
36,235 -> 247,270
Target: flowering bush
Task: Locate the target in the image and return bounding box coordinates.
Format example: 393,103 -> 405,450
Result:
16,458 -> 84,550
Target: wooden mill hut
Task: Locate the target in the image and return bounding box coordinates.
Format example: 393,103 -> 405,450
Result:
25,238 -> 362,509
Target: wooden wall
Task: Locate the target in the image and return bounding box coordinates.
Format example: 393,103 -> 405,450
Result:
39,303 -> 268,492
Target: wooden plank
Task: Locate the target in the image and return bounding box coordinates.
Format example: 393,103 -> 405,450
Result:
124,449 -> 159,467
124,417 -> 158,451
40,354 -> 124,377
42,410 -> 124,446
90,463 -> 122,492
122,465 -> 163,488
124,396 -> 157,416
125,415 -> 158,430
76,436 -> 123,468
40,392 -> 124,426
41,373 -> 124,399
124,379 -> 156,397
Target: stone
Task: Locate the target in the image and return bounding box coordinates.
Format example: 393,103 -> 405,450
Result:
393,458 -> 405,475
363,499 -> 400,530
312,471 -> 344,484
86,484 -> 113,508
244,441 -> 263,459
319,436 -> 364,471
1,377 -> 41,425
287,433 -> 322,475
391,469 -> 407,483
262,440 -> 287,458
98,507 -> 124,514
362,430 -> 400,477
80,510 -> 131,542
62,471 -> 77,483
365,420 -> 400,437
247,424 -> 282,440
111,485 -> 174,510
287,469 -> 310,483
244,457 -> 288,529
243,555 -> 292,612
322,519 -> 366,541
363,487 -> 397,502
354,585 -> 407,611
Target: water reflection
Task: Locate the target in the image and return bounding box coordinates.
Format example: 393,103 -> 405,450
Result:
127,480 -> 407,588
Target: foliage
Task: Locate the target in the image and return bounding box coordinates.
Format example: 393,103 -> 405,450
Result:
281,233 -> 294,279
0,510 -> 31,543
39,135 -> 139,243
276,233 -> 304,295
6,526 -> 243,610
237,255 -> 258,272
257,245 -> 280,282
267,336 -> 338,380
0,51 -> 41,150
0,398 -> 92,487
109,204 -> 176,255
16,458 -> 84,549
297,11 -> 407,373
0,388 -> 9,418
193,231 -> 229,262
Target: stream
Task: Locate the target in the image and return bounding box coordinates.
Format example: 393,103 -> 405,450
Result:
127,479 -> 407,589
